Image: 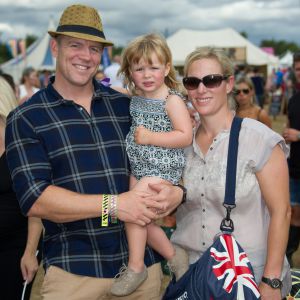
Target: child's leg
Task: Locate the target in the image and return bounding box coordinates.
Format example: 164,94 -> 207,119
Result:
125,222 -> 147,273
126,176 -> 168,270
111,176 -> 166,296
146,222 -> 175,260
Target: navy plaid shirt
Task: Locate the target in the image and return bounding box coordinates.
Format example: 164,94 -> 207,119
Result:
5,77 -> 161,278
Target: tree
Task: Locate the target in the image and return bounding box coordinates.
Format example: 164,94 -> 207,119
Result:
260,39 -> 299,56
26,34 -> 37,48
0,43 -> 12,64
240,31 -> 248,39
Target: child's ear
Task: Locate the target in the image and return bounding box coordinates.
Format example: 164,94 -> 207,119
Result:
165,62 -> 171,77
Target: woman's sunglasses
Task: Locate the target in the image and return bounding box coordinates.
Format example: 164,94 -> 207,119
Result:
182,74 -> 229,90
235,88 -> 250,95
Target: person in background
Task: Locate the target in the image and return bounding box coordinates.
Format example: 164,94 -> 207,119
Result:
0,76 -> 42,300
250,67 -> 265,108
18,67 -> 40,105
170,47 -> 291,299
234,76 -> 272,128
104,55 -> 124,87
286,52 -> 300,96
283,51 -> 300,267
110,33 -> 192,296
5,5 -> 184,300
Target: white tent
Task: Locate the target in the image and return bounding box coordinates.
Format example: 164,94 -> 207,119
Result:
0,19 -> 56,83
279,50 -> 294,67
167,28 -> 279,71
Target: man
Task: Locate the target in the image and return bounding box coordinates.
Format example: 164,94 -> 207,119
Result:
283,52 -> 300,266
5,4 -> 184,299
250,67 -> 265,108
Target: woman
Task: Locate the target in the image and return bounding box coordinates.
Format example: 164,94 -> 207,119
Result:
234,76 -> 272,128
0,76 -> 42,300
18,67 -> 40,105
171,47 -> 291,299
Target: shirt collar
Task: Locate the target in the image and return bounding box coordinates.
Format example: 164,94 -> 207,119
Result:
47,75 -> 106,106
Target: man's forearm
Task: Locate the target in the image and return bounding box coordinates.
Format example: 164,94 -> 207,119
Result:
27,185 -> 102,222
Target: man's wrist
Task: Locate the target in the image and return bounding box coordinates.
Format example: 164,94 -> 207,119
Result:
173,184 -> 187,204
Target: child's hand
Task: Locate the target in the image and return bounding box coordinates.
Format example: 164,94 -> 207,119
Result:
134,125 -> 152,145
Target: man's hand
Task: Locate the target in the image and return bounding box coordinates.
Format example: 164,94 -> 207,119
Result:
117,189 -> 163,226
20,250 -> 39,283
283,127 -> 300,143
134,125 -> 153,145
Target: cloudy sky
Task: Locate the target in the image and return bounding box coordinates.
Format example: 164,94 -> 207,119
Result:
0,0 -> 299,47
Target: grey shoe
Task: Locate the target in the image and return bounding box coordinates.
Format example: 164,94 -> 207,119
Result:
111,264 -> 148,296
168,245 -> 189,281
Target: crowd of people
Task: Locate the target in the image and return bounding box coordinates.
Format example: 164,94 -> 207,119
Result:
1,3 -> 300,300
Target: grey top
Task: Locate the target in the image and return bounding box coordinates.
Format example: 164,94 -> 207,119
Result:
171,118 -> 291,296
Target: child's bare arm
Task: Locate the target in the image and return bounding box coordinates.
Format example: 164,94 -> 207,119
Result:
134,95 -> 193,148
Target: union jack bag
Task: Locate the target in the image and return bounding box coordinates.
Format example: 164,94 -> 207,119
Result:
163,117 -> 261,300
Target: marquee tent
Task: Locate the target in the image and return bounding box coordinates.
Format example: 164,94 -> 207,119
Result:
0,19 -> 56,82
279,50 -> 294,67
166,28 -> 279,71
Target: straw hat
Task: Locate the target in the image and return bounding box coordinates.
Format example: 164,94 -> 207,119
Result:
48,4 -> 113,46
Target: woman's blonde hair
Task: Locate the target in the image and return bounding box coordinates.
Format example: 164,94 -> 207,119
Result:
118,33 -> 181,94
234,76 -> 255,106
184,47 -> 235,109
184,47 -> 234,78
0,76 -> 18,123
235,76 -> 254,90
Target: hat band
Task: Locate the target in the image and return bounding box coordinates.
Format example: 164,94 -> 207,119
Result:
56,24 -> 106,39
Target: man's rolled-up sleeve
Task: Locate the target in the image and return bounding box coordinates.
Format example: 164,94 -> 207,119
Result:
5,110 -> 52,215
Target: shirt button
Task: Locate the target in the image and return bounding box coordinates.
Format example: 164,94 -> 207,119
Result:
201,193 -> 204,197
203,161 -> 206,164
210,147 -> 213,150
202,242 -> 205,246
202,209 -> 205,212
201,177 -> 204,180
79,107 -> 83,111
202,225 -> 205,228
214,138 -> 217,141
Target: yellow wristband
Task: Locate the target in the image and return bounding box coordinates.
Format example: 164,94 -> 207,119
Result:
101,194 -> 109,226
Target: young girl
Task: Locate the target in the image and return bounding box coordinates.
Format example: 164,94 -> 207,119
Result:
110,33 -> 193,296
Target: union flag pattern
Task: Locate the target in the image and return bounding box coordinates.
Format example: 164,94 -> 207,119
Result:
210,234 -> 261,300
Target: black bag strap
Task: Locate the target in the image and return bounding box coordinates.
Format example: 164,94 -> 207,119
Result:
220,116 -> 243,233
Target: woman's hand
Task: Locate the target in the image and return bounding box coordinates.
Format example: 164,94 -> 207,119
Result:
146,182 -> 183,218
258,282 -> 282,300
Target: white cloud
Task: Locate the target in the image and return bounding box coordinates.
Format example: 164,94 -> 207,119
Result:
0,0 -> 299,46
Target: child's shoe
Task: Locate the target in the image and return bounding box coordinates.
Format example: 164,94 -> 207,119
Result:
111,264 -> 148,296
167,245 -> 189,281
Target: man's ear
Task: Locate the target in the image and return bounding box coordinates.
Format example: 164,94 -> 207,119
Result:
50,38 -> 59,58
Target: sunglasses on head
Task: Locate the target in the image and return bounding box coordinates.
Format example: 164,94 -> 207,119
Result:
182,74 -> 229,90
235,88 -> 250,95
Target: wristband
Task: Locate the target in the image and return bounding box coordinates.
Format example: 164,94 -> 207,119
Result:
110,194 -> 118,224
173,184 -> 187,204
102,194 -> 109,226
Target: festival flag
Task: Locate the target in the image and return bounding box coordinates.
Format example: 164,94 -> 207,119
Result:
101,47 -> 111,69
18,39 -> 26,58
7,39 -> 18,57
